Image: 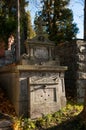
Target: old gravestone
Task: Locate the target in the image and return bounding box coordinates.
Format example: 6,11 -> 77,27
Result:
0,17 -> 67,118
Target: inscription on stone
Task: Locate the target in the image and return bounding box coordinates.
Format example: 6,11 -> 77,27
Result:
32,87 -> 56,103
34,47 -> 48,59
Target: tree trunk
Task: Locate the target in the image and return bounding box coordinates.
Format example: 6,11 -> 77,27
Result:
16,0 -> 20,62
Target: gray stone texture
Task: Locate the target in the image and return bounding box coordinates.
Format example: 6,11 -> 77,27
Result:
0,120 -> 12,130
23,39 -> 59,65
56,40 -> 86,103
0,65 -> 67,119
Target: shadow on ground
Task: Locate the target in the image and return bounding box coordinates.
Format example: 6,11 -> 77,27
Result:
45,116 -> 86,130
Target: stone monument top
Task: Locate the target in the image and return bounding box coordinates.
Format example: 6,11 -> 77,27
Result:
29,16 -> 51,43
35,16 -> 46,35
22,16 -> 60,65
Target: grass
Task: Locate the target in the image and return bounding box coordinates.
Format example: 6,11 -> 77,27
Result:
12,101 -> 84,130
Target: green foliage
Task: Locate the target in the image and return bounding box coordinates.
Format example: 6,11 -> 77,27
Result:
13,117 -> 36,130
0,0 -> 29,46
13,101 -> 83,130
26,11 -> 36,39
37,0 -> 79,43
0,0 -> 17,43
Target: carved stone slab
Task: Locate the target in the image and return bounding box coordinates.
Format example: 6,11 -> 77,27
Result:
0,65 -> 67,118
19,71 -> 66,118
34,47 -> 48,59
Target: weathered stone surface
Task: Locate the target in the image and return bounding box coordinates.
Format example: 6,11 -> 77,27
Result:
77,62 -> 86,71
14,101 -> 28,118
76,80 -> 86,101
76,40 -> 86,46
56,40 -> 86,103
24,38 -> 57,65
0,29 -> 67,118
78,45 -> 86,53
0,65 -> 67,118
20,79 -> 28,101
20,70 -> 66,118
76,53 -> 86,62
76,80 -> 86,89
77,87 -> 85,98
77,72 -> 86,79
76,79 -> 85,102
34,47 -> 48,59
0,120 -> 12,129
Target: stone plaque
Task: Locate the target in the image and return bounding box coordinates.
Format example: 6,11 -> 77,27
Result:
31,86 -> 57,103
34,47 -> 48,59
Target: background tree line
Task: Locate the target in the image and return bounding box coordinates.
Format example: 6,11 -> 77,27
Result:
0,0 -> 79,47
39,0 -> 78,43
0,0 -> 35,51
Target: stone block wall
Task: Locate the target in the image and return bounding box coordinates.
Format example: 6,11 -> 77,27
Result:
56,40 -> 86,103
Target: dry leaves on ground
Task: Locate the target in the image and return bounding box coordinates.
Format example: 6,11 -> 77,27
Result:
0,87 -> 16,116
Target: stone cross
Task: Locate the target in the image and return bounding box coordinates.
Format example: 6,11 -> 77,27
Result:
35,16 -> 46,35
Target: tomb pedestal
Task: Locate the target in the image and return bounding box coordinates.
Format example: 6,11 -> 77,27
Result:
0,65 -> 67,118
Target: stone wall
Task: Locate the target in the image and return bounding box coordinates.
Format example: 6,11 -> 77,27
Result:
56,40 -> 86,103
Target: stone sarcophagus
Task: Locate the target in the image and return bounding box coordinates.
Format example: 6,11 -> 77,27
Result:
0,65 -> 67,118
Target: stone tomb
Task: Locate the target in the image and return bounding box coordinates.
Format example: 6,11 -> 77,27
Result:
0,34 -> 67,118
0,65 -> 67,118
